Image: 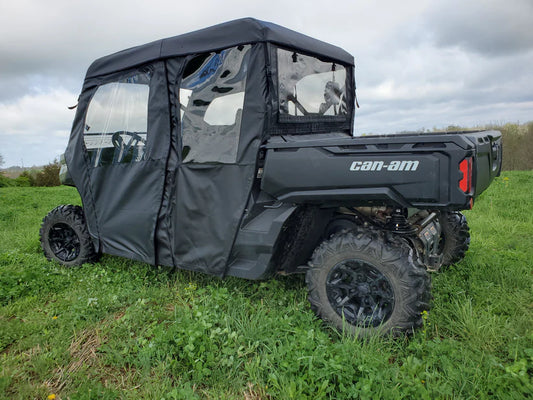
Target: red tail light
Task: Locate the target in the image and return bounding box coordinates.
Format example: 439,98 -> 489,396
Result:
459,157 -> 473,194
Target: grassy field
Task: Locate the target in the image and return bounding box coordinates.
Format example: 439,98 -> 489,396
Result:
1,172 -> 532,399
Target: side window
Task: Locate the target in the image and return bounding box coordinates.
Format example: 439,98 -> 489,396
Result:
179,45 -> 251,163
277,48 -> 347,119
84,71 -> 151,167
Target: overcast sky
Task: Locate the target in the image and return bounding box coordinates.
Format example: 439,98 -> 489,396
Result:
1,0 -> 532,167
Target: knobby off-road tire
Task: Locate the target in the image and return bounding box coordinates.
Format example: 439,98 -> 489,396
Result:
438,211 -> 470,267
40,205 -> 99,266
306,230 -> 431,337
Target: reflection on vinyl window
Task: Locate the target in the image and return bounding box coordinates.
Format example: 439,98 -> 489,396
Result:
84,73 -> 150,167
204,92 -> 245,125
179,45 -> 250,163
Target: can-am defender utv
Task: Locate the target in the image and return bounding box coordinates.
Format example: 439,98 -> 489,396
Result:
40,18 -> 502,336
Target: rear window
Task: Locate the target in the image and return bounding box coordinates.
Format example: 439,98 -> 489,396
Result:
277,48 -> 347,121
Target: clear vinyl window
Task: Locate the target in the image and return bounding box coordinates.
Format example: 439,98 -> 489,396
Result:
179,45 -> 251,163
84,71 -> 151,167
277,48 -> 347,118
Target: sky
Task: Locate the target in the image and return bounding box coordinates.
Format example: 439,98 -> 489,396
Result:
0,0 -> 532,167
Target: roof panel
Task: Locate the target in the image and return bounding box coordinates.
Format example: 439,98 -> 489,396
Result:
85,18 -> 354,79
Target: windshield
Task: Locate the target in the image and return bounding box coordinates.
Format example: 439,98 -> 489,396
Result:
277,48 -> 347,118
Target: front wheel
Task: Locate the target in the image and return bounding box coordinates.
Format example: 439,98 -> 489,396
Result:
306,230 -> 431,336
40,205 -> 99,266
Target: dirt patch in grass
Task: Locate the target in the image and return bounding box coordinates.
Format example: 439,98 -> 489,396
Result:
45,328 -> 104,393
244,382 -> 271,400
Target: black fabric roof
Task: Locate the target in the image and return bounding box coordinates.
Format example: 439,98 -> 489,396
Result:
85,18 -> 354,79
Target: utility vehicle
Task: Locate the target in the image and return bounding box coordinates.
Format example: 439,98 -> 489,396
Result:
41,18 -> 502,336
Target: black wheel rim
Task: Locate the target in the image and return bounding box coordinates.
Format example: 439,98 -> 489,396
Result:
326,260 -> 394,327
48,223 -> 81,262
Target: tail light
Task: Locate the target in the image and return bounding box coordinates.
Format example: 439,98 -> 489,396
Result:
459,157 -> 473,194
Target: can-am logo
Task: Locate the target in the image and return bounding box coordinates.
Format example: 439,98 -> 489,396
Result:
349,160 -> 420,172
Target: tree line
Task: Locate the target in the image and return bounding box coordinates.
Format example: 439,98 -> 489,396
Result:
0,162 -> 60,188
495,122 -> 533,171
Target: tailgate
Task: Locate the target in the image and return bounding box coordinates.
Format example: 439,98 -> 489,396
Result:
464,130 -> 502,195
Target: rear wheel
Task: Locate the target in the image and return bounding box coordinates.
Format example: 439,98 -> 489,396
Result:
306,230 -> 430,336
438,211 -> 470,266
40,205 -> 99,266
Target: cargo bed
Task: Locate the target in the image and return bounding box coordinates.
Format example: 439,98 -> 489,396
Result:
261,130 -> 502,210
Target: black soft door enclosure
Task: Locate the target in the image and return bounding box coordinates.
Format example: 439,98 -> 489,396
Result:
65,61 -> 171,264
161,44 -> 267,276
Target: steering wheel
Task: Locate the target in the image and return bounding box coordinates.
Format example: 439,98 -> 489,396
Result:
111,131 -> 146,161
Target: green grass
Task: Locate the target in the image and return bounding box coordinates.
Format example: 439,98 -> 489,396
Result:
1,173 -> 532,399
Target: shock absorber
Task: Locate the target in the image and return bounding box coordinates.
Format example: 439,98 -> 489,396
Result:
385,208 -> 416,234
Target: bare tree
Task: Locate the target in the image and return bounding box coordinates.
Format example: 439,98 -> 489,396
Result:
0,153 -> 4,168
